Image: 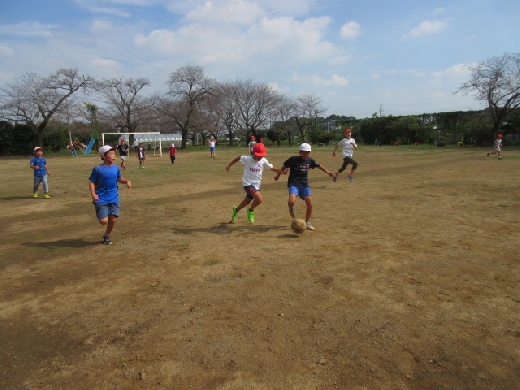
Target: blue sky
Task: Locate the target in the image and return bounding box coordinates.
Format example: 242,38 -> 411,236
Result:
1,0 -> 519,118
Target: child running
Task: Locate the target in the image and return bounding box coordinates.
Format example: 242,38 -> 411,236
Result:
226,143 -> 283,224
89,145 -> 132,245
274,143 -> 335,230
332,128 -> 359,182
116,138 -> 129,170
487,133 -> 503,160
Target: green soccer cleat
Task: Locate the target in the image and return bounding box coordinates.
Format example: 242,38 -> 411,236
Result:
32,193 -> 38,198
247,208 -> 254,224
230,205 -> 239,222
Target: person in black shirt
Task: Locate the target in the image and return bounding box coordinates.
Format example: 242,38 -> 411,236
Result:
116,139 -> 130,170
274,143 -> 335,230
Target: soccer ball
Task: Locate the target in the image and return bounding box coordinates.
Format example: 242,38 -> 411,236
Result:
291,218 -> 307,234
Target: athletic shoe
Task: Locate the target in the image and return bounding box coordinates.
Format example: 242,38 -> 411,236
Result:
289,208 -> 295,218
306,222 -> 315,230
247,208 -> 254,223
32,193 -> 38,198
487,152 -> 489,156
44,194 -> 51,199
103,235 -> 112,245
230,205 -> 239,222
347,175 -> 354,183
498,157 -> 502,160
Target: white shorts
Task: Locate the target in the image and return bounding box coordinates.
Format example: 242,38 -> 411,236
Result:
121,156 -> 127,160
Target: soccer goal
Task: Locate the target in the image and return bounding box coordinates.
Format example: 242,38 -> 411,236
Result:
101,132 -> 184,157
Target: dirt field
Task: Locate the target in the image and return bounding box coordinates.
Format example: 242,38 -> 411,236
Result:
0,145 -> 519,390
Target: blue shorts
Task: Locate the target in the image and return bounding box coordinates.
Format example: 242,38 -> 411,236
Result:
243,185 -> 259,200
210,147 -> 216,152
288,186 -> 312,199
94,202 -> 120,220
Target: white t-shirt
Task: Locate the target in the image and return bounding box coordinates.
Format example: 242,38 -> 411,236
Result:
494,138 -> 502,151
239,156 -> 273,189
338,137 -> 357,158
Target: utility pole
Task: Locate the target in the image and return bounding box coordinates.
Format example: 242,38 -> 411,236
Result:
379,104 -> 383,117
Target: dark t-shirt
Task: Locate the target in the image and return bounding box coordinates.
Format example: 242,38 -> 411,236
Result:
283,156 -> 320,187
117,143 -> 129,156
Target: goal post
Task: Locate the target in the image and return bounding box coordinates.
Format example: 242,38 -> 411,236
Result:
100,132 -> 183,157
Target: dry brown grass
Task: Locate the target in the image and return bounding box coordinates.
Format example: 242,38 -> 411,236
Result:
1,145 -> 519,389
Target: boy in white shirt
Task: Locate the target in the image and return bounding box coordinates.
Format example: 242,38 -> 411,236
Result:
487,133 -> 503,160
226,143 -> 284,224
332,128 -> 358,182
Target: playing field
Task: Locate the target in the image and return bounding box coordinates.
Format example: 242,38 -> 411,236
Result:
1,145 -> 519,389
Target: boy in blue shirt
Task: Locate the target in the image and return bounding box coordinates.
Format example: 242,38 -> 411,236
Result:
29,146 -> 51,199
89,145 -> 132,245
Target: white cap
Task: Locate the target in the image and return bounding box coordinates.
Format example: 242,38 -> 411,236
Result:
99,145 -> 116,156
34,146 -> 43,152
299,143 -> 312,152
171,143 -> 175,147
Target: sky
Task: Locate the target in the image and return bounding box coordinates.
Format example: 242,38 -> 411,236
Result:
0,0 -> 519,119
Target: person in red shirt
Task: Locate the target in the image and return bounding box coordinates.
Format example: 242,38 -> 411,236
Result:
169,143 -> 177,164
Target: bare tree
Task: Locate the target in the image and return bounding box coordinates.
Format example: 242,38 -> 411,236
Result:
208,81 -> 239,146
0,68 -> 95,146
293,93 -> 328,143
96,77 -> 153,143
232,79 -> 282,140
165,65 -> 214,149
275,96 -> 298,146
457,52 -> 520,134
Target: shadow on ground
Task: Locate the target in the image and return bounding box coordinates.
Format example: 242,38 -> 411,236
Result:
21,239 -> 99,250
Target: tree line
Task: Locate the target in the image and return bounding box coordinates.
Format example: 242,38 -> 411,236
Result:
1,53 -> 519,155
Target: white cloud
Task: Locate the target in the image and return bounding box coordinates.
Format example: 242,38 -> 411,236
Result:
165,0 -> 320,17
90,20 -> 113,32
329,56 -> 349,65
340,21 -> 361,40
403,20 -> 447,38
0,44 -> 14,56
0,22 -> 59,37
90,59 -> 121,68
293,73 -> 348,87
134,15 -> 338,68
185,0 -> 264,25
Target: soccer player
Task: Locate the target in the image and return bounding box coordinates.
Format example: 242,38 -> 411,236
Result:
226,143 -> 283,224
332,128 -> 358,182
116,138 -> 130,170
274,143 -> 335,230
89,146 -> 132,245
487,133 -> 503,160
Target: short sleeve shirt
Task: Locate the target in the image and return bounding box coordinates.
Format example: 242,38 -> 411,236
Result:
89,164 -> 121,203
30,156 -> 47,177
117,143 -> 129,156
283,156 -> 320,188
338,137 -> 356,158
240,156 -> 273,189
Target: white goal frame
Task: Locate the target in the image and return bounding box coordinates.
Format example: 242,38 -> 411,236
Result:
101,132 -> 163,156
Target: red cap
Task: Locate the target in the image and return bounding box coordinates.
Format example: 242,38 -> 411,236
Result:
253,143 -> 267,156
497,134 -> 502,138
344,128 -> 352,133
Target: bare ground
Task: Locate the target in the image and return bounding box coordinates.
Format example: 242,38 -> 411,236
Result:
0,145 -> 519,389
